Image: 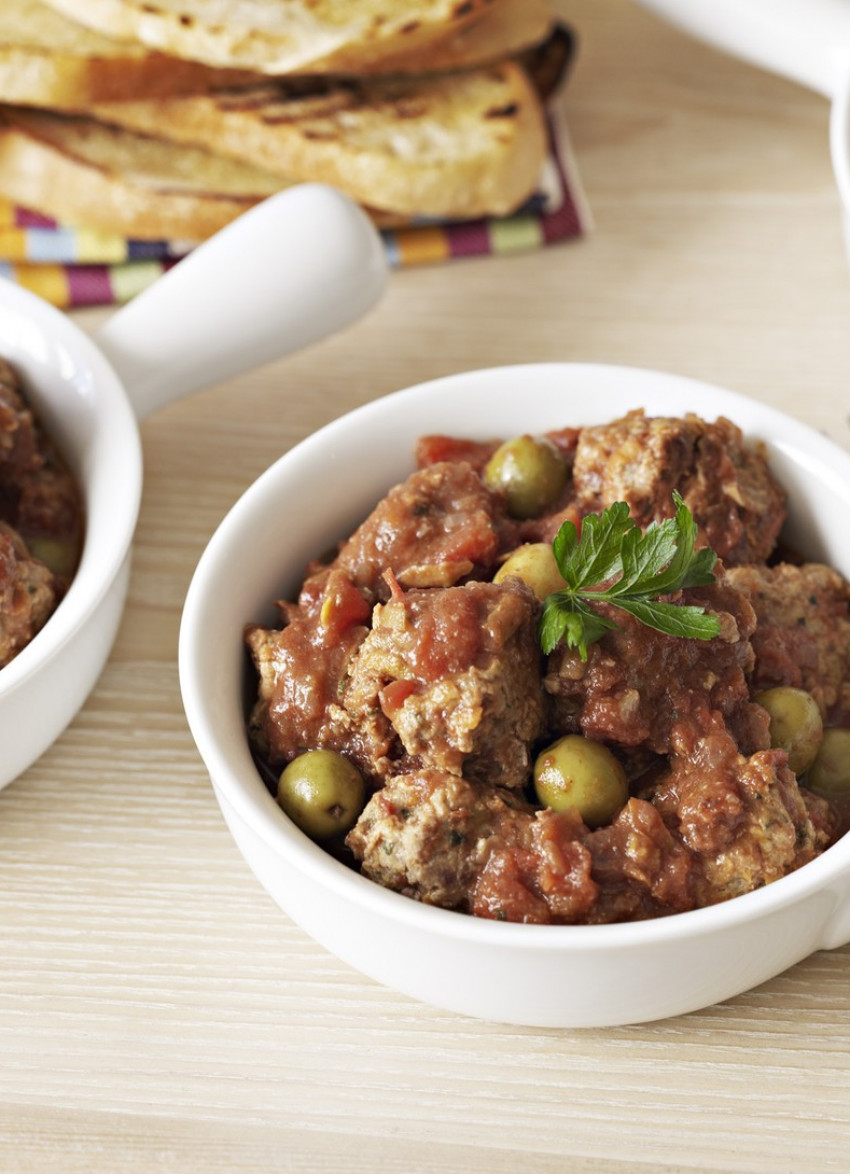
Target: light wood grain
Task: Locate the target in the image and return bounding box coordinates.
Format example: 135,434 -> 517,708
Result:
3,2 -> 850,1170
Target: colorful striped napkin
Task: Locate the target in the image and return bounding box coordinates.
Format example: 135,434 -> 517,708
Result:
0,107 -> 589,309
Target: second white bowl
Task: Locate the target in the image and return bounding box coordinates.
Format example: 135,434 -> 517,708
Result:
179,363 -> 850,1027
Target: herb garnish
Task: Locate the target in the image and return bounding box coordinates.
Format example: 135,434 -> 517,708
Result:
539,491 -> 721,660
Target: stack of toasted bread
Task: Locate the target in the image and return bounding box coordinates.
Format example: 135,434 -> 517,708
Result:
0,0 -> 570,244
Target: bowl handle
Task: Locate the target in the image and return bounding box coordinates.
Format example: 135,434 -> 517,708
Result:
93,183 -> 387,421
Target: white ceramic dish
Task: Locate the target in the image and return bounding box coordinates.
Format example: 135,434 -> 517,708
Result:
179,362 -> 850,1028
634,0 -> 850,260
0,184 -> 386,790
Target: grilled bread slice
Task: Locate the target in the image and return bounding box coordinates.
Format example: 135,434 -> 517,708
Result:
93,60 -> 547,219
37,0 -> 494,75
0,106 -> 410,237
0,0 -> 258,107
0,106 -> 287,240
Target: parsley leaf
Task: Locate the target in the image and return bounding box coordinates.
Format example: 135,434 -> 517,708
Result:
540,492 -> 721,660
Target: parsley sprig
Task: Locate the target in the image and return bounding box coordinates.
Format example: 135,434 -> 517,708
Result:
539,491 -> 721,660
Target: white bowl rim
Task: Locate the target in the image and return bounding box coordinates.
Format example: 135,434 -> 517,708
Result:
180,360 -> 850,952
0,278 -> 143,697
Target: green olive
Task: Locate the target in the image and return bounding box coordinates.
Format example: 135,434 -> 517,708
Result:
806,728 -> 850,798
533,734 -> 628,828
26,535 -> 77,578
483,435 -> 567,519
754,686 -> 824,776
277,750 -> 366,840
494,543 -> 564,601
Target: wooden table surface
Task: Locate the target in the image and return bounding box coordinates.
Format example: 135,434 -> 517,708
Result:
3,2 -> 850,1170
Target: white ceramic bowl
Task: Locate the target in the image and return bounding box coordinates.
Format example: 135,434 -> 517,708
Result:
179,363 -> 850,1028
0,284 -> 141,785
0,185 -> 386,790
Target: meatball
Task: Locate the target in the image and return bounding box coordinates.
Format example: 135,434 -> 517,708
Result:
0,520 -> 56,667
344,577 -> 545,788
245,567 -> 396,781
573,410 -> 699,526
726,562 -> 850,725
543,571 -> 771,757
0,358 -> 82,592
572,411 -> 786,565
646,709 -> 828,904
346,769 -> 536,910
0,358 -> 39,481
333,461 -> 502,601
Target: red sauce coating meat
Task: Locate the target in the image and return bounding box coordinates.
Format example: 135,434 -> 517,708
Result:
345,577 -> 545,788
543,575 -> 771,757
246,566 -> 394,780
0,357 -> 83,667
333,461 -> 502,600
247,411 -> 848,925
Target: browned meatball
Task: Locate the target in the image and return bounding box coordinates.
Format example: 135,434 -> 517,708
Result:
333,461 -> 502,601
0,358 -> 82,593
347,769 -> 536,910
543,571 -> 770,757
0,521 -> 56,667
472,795 -> 700,925
0,358 -> 40,481
572,410 -> 786,565
726,562 -> 850,725
573,410 -> 699,526
345,577 -> 545,788
246,567 -> 396,781
645,709 -> 828,904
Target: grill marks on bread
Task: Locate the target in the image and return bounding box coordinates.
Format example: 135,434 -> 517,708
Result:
0,106 -> 286,240
92,61 -> 546,218
0,2 -> 556,231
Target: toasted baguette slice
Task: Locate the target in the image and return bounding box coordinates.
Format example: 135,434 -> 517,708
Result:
94,61 -> 547,219
0,106 -> 287,240
0,107 -> 409,238
0,0 -> 259,107
38,0 -> 492,75
299,0 -> 554,76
